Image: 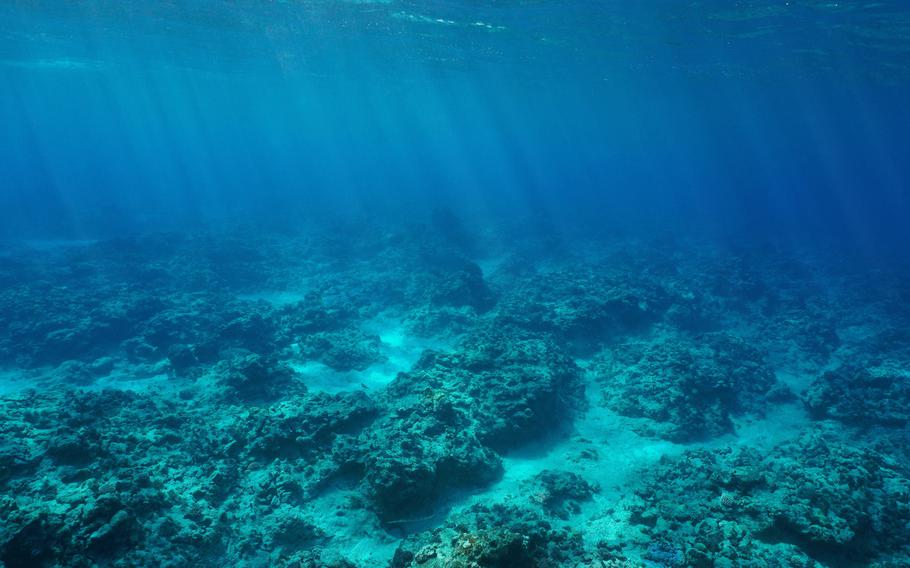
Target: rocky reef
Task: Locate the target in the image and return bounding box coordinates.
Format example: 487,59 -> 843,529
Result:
621,430 -> 910,567
363,326 -> 583,522
0,222 -> 908,567
594,331 -> 792,441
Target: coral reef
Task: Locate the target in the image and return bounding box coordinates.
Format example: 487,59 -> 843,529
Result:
594,332 -> 790,441
495,266 -> 670,355
525,470 -> 599,520
362,326 -> 583,521
390,503 -> 588,568
0,223 -> 908,567
624,431 -> 910,567
804,364 -> 910,427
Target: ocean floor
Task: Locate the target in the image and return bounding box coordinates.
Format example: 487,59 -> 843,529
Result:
1,220 -> 909,567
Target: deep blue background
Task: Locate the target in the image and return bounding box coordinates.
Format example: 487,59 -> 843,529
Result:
1,1 -> 908,253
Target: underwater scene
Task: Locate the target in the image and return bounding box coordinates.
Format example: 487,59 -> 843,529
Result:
2,1 -> 910,567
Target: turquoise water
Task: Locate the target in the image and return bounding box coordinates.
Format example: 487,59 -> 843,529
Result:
1,2 -> 909,567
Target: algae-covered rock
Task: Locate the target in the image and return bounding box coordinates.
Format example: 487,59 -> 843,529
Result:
390,503 -> 586,568
496,267 -> 669,353
524,469 -> 599,519
804,364 -> 910,426
242,390 -> 377,462
296,327 -> 386,372
762,432 -> 910,561
426,259 -> 495,313
217,352 -> 300,402
1,224 -> 909,568
596,332 -> 788,441
360,395 -> 503,522
626,431 -> 910,567
362,326 -> 583,521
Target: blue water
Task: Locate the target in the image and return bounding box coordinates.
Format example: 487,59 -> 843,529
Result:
3,1 -> 908,246
1,2 -> 910,567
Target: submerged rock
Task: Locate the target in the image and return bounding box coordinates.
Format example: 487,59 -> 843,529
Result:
804,364 -> 910,426
524,469 -> 599,519
595,332 -> 790,441
625,431 -> 910,567
217,352 -> 300,402
296,327 -> 386,371
361,327 -> 583,521
0,226 -> 908,567
390,503 -> 586,568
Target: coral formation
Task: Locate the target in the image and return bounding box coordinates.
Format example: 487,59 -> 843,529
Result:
594,332 -> 790,441
362,326 -> 583,521
805,364 -> 910,426
0,223 -> 908,567
390,503 -> 587,568
624,431 -> 910,567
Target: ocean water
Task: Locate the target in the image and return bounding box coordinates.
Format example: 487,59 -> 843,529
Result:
1,2 -> 909,567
